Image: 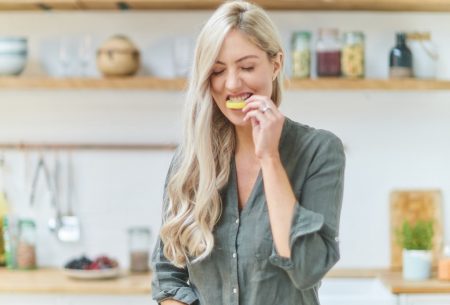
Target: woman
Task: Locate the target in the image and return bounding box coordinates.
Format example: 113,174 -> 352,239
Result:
151,1 -> 345,305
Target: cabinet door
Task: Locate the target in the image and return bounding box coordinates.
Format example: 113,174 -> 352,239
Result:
400,294 -> 450,305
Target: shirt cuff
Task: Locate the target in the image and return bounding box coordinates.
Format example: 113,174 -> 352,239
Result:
154,286 -> 198,305
269,203 -> 324,270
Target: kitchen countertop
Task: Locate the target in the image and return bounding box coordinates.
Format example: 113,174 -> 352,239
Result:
329,269 -> 450,294
2,268 -> 450,295
379,270 -> 450,294
0,268 -> 151,294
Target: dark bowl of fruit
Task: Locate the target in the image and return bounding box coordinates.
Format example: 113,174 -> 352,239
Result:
63,255 -> 120,280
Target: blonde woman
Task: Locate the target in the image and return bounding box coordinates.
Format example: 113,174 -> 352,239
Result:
151,1 -> 345,304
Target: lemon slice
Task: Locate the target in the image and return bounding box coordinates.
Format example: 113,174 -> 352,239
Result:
226,100 -> 246,109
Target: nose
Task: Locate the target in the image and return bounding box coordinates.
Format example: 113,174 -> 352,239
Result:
225,70 -> 242,91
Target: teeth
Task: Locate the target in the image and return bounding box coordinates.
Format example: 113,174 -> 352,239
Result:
228,94 -> 251,101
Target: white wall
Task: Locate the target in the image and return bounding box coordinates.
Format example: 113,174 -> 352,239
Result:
0,10 -> 449,269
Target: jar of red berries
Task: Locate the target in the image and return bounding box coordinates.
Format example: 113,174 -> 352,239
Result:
316,28 -> 342,77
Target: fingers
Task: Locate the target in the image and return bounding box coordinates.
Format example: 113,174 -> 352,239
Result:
243,109 -> 267,124
243,96 -> 278,118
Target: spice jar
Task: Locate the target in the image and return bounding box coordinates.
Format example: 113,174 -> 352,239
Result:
316,28 -> 341,77
16,219 -> 36,270
341,31 -> 365,78
128,227 -> 151,272
407,32 -> 438,79
291,31 -> 311,78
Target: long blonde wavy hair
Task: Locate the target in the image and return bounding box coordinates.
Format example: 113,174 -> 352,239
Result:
160,0 -> 285,267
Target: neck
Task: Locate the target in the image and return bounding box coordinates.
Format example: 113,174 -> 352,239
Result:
234,124 -> 256,160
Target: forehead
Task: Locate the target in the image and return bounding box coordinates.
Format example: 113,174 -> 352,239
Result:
215,29 -> 265,62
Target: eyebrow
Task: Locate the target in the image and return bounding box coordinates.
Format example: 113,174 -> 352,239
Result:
215,55 -> 259,65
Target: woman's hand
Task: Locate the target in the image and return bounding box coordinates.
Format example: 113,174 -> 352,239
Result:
161,300 -> 187,305
242,95 -> 285,161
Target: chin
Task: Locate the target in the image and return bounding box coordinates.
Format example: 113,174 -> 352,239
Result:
220,108 -> 249,127
228,115 -> 250,127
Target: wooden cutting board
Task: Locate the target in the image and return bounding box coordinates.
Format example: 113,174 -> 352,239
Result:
390,189 -> 443,271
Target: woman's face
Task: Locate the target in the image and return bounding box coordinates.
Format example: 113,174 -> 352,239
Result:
210,29 -> 281,126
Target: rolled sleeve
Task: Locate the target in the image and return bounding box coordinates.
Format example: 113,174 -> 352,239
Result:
269,133 -> 345,291
151,238 -> 199,305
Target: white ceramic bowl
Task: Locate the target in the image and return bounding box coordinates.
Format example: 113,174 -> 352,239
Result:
0,37 -> 28,75
0,53 -> 27,76
0,37 -> 27,53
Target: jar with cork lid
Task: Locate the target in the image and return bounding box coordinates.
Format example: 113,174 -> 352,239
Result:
16,219 -> 36,270
128,227 -> 151,272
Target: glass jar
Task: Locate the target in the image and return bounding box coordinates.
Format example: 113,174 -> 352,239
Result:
316,28 -> 341,77
291,31 -> 311,78
438,244 -> 450,280
128,227 -> 151,272
16,219 -> 36,270
407,32 -> 438,79
341,31 -> 365,78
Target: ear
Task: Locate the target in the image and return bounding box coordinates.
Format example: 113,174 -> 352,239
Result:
272,52 -> 283,80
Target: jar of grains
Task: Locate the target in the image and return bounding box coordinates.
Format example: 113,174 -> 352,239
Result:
291,31 -> 311,78
341,31 -> 365,78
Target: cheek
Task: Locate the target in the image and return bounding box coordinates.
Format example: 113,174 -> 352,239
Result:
210,80 -> 224,109
248,75 -> 273,95
210,77 -> 223,96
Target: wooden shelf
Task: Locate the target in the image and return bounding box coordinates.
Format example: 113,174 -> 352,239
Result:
287,78 -> 450,90
1,77 -> 450,91
0,142 -> 177,151
380,270 -> 450,294
1,0 -> 450,11
0,77 -> 187,90
0,0 -> 77,10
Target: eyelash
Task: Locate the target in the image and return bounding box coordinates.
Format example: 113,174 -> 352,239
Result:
211,66 -> 254,76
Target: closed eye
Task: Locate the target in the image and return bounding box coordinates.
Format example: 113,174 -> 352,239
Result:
242,67 -> 254,71
211,70 -> 224,76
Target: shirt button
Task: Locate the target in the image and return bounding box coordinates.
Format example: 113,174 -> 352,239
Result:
335,236 -> 339,242
233,288 -> 238,294
232,252 -> 237,258
235,218 -> 239,224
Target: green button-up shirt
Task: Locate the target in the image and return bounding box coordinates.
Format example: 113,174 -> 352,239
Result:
152,117 -> 346,305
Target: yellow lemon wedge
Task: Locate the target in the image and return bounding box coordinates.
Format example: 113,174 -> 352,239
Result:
226,100 -> 246,109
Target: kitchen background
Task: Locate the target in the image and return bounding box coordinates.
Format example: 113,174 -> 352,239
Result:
1,1 -> 450,304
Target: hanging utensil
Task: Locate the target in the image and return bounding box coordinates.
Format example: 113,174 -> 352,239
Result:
47,154 -> 63,234
29,154 -> 55,208
56,152 -> 80,242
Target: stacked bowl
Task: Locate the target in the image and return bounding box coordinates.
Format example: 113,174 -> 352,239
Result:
0,37 -> 28,76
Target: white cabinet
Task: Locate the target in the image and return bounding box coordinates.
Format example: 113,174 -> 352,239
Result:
319,278 -> 450,305
397,294 -> 450,305
319,278 -> 396,305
